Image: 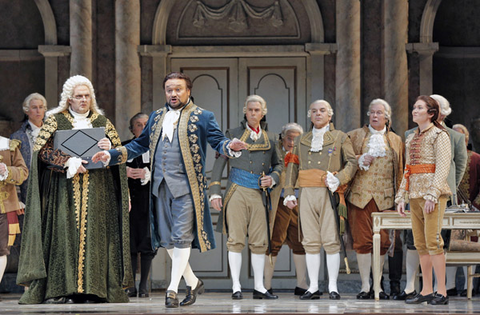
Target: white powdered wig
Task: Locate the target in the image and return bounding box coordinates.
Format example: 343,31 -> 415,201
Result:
430,94 -> 452,117
22,93 -> 47,114
307,100 -> 333,117
47,75 -> 103,116
243,95 -> 267,115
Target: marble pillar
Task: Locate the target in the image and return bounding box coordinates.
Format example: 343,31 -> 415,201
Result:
70,0 -> 92,78
38,45 -> 71,108
406,43 -> 439,96
115,0 -> 141,141
305,43 -> 337,106
335,0 -> 361,132
384,0 -> 409,137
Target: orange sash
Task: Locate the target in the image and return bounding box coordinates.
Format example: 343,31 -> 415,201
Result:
404,164 -> 436,191
298,169 -> 327,187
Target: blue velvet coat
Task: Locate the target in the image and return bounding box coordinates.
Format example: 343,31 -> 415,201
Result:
109,101 -> 234,252
10,120 -> 33,203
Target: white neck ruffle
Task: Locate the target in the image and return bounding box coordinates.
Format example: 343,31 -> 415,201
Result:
69,107 -> 92,129
311,124 -> 329,152
366,125 -> 387,157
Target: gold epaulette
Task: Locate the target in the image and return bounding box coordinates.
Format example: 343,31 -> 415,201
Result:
9,139 -> 21,151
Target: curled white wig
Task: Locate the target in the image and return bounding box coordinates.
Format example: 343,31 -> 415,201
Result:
307,100 -> 333,117
243,95 -> 267,115
47,75 -> 103,116
281,122 -> 304,138
430,94 -> 451,117
22,92 -> 47,114
452,123 -> 469,143
367,98 -> 392,123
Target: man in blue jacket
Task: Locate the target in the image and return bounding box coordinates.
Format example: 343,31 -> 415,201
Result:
93,72 -> 246,308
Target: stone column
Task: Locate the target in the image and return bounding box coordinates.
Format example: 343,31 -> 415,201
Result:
38,45 -> 71,108
305,43 -> 337,105
115,0 -> 141,141
406,42 -> 439,96
335,0 -> 361,132
384,0 -> 409,137
70,0 -> 92,78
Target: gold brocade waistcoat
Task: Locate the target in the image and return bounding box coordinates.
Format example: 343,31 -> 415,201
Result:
348,135 -> 395,210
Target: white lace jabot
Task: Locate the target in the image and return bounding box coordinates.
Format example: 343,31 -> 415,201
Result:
69,107 -> 92,129
246,124 -> 262,142
311,124 -> 329,152
366,125 -> 386,157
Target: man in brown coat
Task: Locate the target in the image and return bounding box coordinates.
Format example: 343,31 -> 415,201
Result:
0,136 -> 28,301
347,99 -> 404,300
284,100 -> 357,300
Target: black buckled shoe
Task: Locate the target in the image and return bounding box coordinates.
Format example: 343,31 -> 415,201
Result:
356,291 -> 370,299
329,291 -> 341,300
125,287 -> 137,298
253,289 -> 278,299
267,288 -> 273,294
180,279 -> 205,306
405,292 -> 435,304
379,291 -> 390,300
447,288 -> 458,296
138,289 -> 149,298
294,287 -> 308,296
232,291 -> 243,300
165,290 -> 179,308
393,290 -> 417,300
300,290 -> 321,300
430,293 -> 449,305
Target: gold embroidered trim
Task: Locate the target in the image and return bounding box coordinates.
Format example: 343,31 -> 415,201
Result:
239,129 -> 271,151
0,190 -> 7,213
459,151 -> 471,203
9,139 -> 21,151
73,174 -> 81,228
77,172 -> 90,293
34,115 -> 57,152
209,181 -> 221,188
116,147 -> 128,164
149,109 -> 166,156
179,103 -> 211,251
106,119 -> 122,147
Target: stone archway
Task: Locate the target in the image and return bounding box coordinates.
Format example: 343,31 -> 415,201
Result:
34,0 -> 70,108
420,0 -> 443,43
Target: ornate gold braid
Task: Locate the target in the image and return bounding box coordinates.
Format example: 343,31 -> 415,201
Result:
33,115 -> 58,152
73,174 -> 81,229
239,128 -> 271,151
9,139 -> 21,151
77,172 -> 90,293
209,181 -> 221,188
178,103 -> 210,252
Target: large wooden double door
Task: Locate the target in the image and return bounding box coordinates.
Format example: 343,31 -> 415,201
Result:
170,57 -> 307,290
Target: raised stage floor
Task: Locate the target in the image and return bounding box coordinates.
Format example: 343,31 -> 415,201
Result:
1,291 -> 480,315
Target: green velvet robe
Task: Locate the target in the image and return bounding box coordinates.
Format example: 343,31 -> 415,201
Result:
17,111 -> 133,304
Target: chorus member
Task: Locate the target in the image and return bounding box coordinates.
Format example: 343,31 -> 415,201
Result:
396,95 -> 451,305
264,122 -> 308,296
347,99 -> 404,300
284,100 -> 357,300
210,95 -> 281,300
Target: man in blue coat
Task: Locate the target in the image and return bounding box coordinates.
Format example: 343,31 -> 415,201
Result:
93,72 -> 246,308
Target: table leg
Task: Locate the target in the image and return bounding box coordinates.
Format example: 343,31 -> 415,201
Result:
373,231 -> 381,300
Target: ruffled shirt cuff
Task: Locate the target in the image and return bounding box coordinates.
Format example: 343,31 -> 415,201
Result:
209,194 -> 222,202
326,171 -> 340,192
358,154 -> 370,171
227,140 -> 242,158
141,167 -> 151,185
102,151 -> 111,166
283,195 -> 297,206
0,163 -> 8,181
65,157 -> 83,179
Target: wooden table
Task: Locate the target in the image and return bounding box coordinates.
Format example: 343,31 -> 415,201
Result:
371,211 -> 480,300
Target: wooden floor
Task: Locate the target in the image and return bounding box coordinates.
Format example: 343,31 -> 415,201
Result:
1,291 -> 480,314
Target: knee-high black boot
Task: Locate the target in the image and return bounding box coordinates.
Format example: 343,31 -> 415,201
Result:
389,250 -> 403,296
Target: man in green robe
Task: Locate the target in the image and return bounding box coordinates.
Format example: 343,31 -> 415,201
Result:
17,75 -> 132,304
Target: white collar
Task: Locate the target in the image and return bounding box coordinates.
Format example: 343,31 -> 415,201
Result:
69,107 -> 90,119
368,125 -> 386,135
246,123 -> 262,141
28,120 -> 42,132
310,124 -> 329,152
0,136 -> 9,151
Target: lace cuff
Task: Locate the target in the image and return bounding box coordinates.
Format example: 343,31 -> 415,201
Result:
0,163 -> 8,181
209,194 -> 222,202
358,154 -> 370,171
326,171 -> 340,192
423,194 -> 438,204
65,157 -> 83,179
283,195 -> 297,206
141,167 -> 151,185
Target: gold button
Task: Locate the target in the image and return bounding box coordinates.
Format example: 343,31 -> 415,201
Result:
319,152 -> 322,155
262,163 -> 265,166
309,152 -> 312,155
317,161 -> 321,164
250,161 -> 253,164
308,161 -> 311,164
